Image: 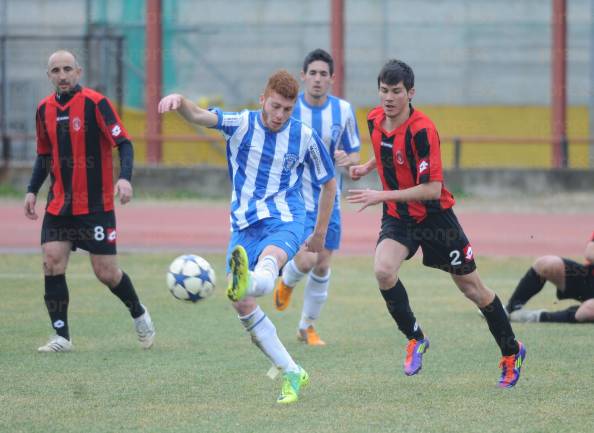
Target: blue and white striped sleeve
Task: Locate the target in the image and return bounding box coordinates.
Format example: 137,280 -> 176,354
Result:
305,130 -> 335,185
208,107 -> 244,138
340,103 -> 361,154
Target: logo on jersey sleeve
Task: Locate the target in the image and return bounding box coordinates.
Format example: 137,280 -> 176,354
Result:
111,124 -> 122,137
463,244 -> 474,262
221,113 -> 243,126
106,228 -> 117,244
418,159 -> 429,174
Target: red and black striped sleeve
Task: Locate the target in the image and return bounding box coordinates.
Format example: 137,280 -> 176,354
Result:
35,103 -> 51,155
413,127 -> 442,184
95,97 -> 131,147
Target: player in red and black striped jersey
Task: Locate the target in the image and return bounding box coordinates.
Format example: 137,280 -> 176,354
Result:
347,59 -> 525,388
507,231 -> 594,323
23,50 -> 155,352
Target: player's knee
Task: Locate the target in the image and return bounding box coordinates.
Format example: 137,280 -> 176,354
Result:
294,252 -> 315,273
42,254 -> 67,275
575,304 -> 594,322
374,265 -> 398,288
313,262 -> 330,277
93,265 -> 120,287
533,255 -> 562,278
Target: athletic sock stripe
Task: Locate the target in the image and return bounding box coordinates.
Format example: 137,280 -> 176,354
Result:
246,314 -> 267,332
310,273 -> 329,284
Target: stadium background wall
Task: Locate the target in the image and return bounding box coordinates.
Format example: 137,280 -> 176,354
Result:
1,0 -> 592,169
3,164 -> 594,198
128,105 -> 590,169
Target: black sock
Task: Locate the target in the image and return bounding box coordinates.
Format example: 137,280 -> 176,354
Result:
540,305 -> 579,323
109,272 -> 144,319
480,295 -> 519,356
507,268 -> 546,312
379,279 -> 424,341
44,274 -> 70,340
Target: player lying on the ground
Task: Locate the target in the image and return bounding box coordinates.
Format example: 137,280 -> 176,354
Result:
507,231 -> 594,323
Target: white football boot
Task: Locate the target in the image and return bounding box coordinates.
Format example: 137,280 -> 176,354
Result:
38,335 -> 73,353
134,305 -> 156,349
509,308 -> 544,323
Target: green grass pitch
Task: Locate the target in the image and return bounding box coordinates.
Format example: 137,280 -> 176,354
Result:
1,253 -> 593,433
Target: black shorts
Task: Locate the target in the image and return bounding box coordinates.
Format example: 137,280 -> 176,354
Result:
558,259 -> 594,301
41,210 -> 117,255
378,208 -> 476,275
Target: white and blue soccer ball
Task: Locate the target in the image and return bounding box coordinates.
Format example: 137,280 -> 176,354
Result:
166,254 -> 216,302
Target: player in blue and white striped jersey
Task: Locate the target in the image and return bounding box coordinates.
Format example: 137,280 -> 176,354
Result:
158,70 -> 337,404
274,49 -> 361,346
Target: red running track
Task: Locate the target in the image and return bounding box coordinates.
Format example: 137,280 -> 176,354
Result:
1,201 -> 592,257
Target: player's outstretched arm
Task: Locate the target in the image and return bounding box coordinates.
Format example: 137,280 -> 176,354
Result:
306,178 -> 337,253
158,94 -> 218,127
347,181 -> 442,212
349,158 -> 376,180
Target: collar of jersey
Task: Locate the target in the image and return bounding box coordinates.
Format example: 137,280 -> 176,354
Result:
299,92 -> 331,111
257,110 -> 291,133
376,104 -> 416,137
51,85 -> 83,109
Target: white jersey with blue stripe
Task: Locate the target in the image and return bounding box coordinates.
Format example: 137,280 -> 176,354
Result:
292,93 -> 361,213
210,108 -> 335,231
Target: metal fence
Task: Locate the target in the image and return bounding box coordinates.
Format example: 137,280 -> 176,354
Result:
0,34 -> 124,162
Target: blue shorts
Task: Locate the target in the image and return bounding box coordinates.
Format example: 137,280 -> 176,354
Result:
226,218 -> 304,273
302,206 -> 341,250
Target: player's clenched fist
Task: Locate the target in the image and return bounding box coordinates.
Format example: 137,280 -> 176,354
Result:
158,94 -> 184,113
349,164 -> 366,181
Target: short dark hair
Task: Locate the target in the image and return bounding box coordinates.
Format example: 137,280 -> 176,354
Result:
377,59 -> 414,90
302,48 -> 334,75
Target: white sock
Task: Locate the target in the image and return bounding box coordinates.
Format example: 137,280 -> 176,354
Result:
248,255 -> 278,297
282,259 -> 306,288
299,270 -> 330,330
239,306 -> 299,373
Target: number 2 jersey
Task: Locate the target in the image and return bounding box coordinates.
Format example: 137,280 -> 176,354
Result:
368,105 -> 455,223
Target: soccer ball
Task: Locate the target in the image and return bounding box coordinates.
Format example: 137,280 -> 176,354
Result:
166,254 -> 216,302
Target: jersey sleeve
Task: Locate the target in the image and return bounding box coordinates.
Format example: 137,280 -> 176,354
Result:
35,104 -> 51,155
413,127 -> 443,184
207,107 -> 244,139
96,97 -> 131,147
340,105 -> 361,153
305,130 -> 335,185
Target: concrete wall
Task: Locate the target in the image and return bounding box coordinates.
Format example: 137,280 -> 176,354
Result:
4,163 -> 593,199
